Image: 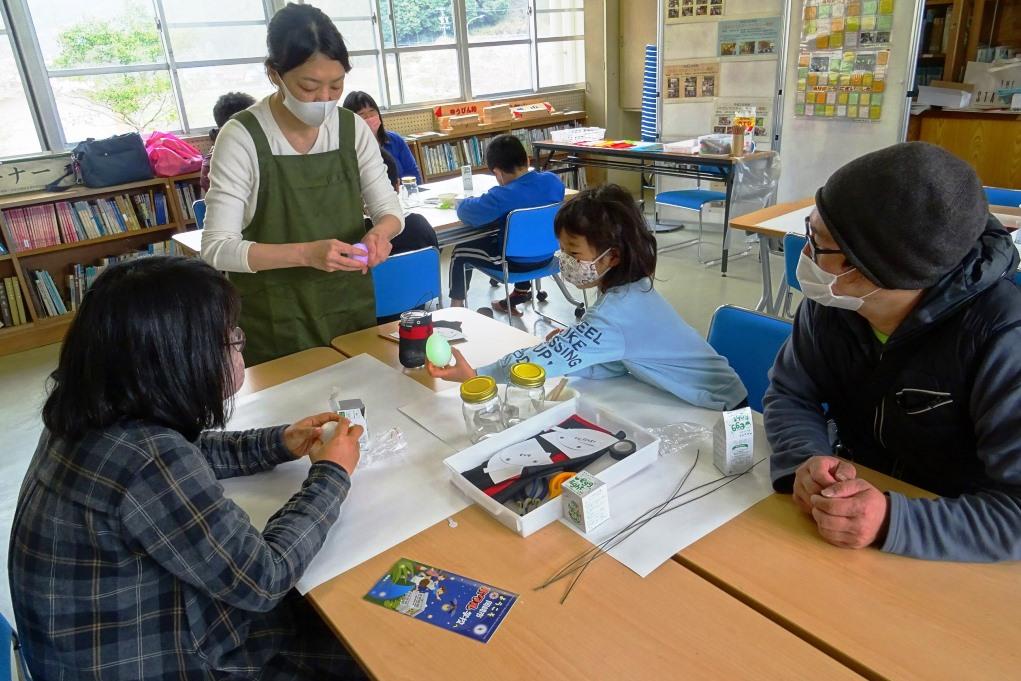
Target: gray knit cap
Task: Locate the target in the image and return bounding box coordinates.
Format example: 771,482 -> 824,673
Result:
815,142 -> 989,289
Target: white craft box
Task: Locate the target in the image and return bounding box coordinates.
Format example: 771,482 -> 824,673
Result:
443,397 -> 660,537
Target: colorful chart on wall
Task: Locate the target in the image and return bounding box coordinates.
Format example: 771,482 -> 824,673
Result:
666,0 -> 725,23
795,49 -> 890,119
664,61 -> 721,101
713,99 -> 772,140
795,0 -> 895,121
718,17 -> 781,59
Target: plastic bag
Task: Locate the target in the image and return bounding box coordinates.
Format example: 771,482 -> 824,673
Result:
360,426 -> 408,469
647,422 -> 712,458
145,131 -> 203,177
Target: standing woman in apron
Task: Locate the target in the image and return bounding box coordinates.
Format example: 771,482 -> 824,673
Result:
202,3 -> 403,366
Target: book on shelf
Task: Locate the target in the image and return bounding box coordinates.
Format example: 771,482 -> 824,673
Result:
1,277 -> 28,327
175,182 -> 198,221
2,191 -> 171,253
419,121 -> 578,178
34,240 -> 183,316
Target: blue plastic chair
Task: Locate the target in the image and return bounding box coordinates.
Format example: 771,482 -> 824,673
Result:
984,186 -> 1021,208
465,203 -> 581,324
781,233 -> 808,317
655,165 -> 728,263
707,305 -> 793,413
0,612 -> 30,680
193,199 -> 206,229
1014,270 -> 1021,286
373,247 -> 441,319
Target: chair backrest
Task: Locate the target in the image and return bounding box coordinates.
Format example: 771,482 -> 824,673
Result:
783,233 -> 807,293
503,203 -> 561,261
373,247 -> 441,318
193,199 -> 206,229
1014,270 -> 1021,286
707,305 -> 793,413
984,186 -> 1021,208
0,612 -> 29,681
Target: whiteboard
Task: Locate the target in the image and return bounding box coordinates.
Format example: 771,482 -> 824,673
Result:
776,0 -> 924,201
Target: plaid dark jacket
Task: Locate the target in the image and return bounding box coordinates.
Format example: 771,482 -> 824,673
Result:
9,421 -> 350,680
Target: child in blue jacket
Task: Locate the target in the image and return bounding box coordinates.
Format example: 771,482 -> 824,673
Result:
449,134 -> 564,312
430,184 -> 748,411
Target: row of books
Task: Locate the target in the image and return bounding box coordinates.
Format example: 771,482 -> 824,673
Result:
0,278 -> 29,328
175,182 -> 200,220
420,137 -> 492,177
29,240 -> 183,320
418,123 -> 580,178
1,192 -> 171,253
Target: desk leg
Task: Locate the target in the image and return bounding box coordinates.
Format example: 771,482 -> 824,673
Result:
756,235 -> 775,314
720,171 -> 735,277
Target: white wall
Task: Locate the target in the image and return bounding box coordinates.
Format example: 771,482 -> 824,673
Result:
776,0 -> 923,201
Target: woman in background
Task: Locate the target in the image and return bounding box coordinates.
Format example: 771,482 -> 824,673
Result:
344,90 -> 423,184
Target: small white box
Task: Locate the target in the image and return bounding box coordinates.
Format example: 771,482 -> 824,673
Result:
713,407 -> 754,475
334,398 -> 369,449
917,82 -> 974,109
443,398 -> 660,537
561,471 -> 610,534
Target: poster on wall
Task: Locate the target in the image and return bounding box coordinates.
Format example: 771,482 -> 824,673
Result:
666,0 -> 724,23
795,49 -> 890,119
801,0 -> 895,49
664,61 -> 721,101
713,100 -> 772,141
718,17 -> 781,59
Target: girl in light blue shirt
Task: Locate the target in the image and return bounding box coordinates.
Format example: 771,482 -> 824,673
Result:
428,184 -> 748,411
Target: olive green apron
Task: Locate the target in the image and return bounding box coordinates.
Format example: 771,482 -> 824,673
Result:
231,108 -> 376,366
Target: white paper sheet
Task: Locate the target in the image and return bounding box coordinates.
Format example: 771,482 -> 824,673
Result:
220,354 -> 469,593
758,204 -> 814,234
400,375 -> 773,578
571,377 -> 773,577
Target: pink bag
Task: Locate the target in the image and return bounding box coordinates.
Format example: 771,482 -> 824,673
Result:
145,131 -> 203,177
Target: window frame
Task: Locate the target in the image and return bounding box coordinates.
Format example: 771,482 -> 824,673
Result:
0,0 -> 583,160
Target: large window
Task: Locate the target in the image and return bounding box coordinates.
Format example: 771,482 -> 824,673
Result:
0,0 -> 584,158
0,5 -> 44,157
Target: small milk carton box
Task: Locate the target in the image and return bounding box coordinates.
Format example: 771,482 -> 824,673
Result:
561,471 -> 610,534
334,398 -> 369,449
713,407 -> 754,475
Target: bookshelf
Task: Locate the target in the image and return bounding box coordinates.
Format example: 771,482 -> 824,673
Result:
409,112 -> 587,182
0,172 -> 201,356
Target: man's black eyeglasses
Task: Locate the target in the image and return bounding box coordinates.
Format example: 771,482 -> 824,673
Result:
804,215 -> 842,264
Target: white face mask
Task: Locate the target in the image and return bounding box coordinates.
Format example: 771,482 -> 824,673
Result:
796,252 -> 879,311
278,78 -> 338,128
558,249 -> 612,288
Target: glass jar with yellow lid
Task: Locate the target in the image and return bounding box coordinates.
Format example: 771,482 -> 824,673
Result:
460,376 -> 506,443
503,362 -> 546,426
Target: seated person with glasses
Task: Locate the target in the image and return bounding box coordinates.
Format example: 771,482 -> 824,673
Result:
766,142 -> 1021,562
10,256 -> 367,680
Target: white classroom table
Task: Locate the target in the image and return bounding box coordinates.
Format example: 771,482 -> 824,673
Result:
171,174 -> 502,256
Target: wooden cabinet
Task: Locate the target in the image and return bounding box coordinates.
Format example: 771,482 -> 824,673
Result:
619,0 -> 657,111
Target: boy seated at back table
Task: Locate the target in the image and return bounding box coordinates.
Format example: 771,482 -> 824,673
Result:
448,134 -> 565,315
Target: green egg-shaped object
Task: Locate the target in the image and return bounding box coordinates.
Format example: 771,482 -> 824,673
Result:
425,332 -> 452,367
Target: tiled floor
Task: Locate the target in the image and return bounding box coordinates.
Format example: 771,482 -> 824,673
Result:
0,226 -> 782,623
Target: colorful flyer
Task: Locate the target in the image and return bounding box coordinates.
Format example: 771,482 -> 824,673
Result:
664,61 -> 720,101
713,100 -> 772,140
718,17 -> 781,58
666,0 -> 724,22
364,558 -> 518,643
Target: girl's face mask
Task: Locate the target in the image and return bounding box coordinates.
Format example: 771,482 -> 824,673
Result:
558,249 -> 612,288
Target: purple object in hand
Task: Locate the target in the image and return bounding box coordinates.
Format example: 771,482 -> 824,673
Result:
352,243 -> 369,264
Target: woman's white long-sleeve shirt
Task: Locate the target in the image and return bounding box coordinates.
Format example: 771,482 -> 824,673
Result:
201,96 -> 403,273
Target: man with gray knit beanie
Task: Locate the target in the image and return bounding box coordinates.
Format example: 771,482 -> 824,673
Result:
765,141 -> 1021,562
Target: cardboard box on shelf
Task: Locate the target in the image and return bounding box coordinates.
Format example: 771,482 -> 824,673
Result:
433,100 -> 492,120
917,80 -> 974,109
511,102 -> 554,120
482,104 -> 514,124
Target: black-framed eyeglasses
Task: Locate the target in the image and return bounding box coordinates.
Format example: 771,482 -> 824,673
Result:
804,215 -> 842,264
227,327 -> 246,353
